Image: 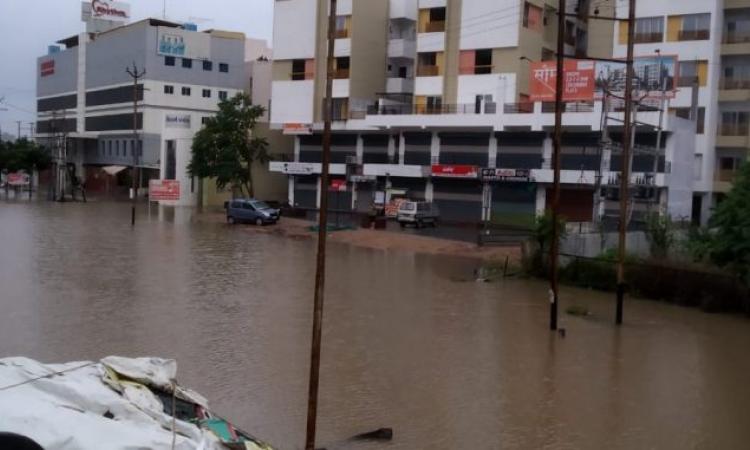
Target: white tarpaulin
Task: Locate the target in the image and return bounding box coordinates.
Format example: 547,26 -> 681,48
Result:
102,165 -> 128,176
0,357 -> 270,450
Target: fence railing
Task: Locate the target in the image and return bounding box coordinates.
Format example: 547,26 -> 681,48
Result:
720,77 -> 750,90
718,123 -> 750,136
541,101 -> 595,113
724,31 -> 750,44
678,29 -> 710,41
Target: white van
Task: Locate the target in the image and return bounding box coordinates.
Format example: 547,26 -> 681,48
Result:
397,201 -> 440,228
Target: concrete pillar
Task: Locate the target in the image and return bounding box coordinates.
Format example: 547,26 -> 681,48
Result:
430,131 -> 440,165
355,134 -> 364,164
294,136 -> 301,162
387,134 -> 396,164
535,185 -> 547,217
398,133 -> 406,165
288,177 -> 295,206
425,178 -> 434,202
488,134 -> 498,168
482,181 -> 492,221
351,181 -> 358,210
542,135 -> 553,170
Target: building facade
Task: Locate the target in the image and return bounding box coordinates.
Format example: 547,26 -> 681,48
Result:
269,0 -> 696,226
36,15 -> 247,205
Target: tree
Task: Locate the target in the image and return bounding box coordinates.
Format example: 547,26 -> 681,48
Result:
707,161 -> 750,284
644,213 -> 674,259
0,139 -> 52,173
188,93 -> 270,197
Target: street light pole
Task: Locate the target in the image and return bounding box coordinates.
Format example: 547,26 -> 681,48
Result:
126,62 -> 145,227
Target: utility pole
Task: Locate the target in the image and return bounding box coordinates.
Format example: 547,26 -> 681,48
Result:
16,121 -> 22,140
616,0 -> 637,325
126,63 -> 145,226
305,1 -> 336,449
548,0 -> 566,331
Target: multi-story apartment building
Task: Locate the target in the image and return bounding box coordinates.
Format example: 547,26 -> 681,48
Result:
36,5 -> 247,206
269,0 -> 696,226
613,0 -> 750,225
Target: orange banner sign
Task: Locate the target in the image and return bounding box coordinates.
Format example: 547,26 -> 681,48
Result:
529,60 -> 595,102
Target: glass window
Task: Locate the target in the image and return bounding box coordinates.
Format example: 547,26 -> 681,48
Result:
219,63 -> 229,73
523,2 -> 543,31
634,17 -> 663,43
203,60 -> 212,71
164,56 -> 175,66
218,91 -> 228,100
693,154 -> 702,180
202,89 -> 211,98
682,13 -> 710,39
164,85 -> 174,94
182,58 -> 192,69
182,87 -> 191,96
251,201 -> 270,210
292,59 -> 306,80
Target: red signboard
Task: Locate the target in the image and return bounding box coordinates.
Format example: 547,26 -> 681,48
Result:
329,179 -> 347,192
149,179 -> 180,201
529,60 -> 595,102
40,60 -> 55,77
6,172 -> 30,186
431,164 -> 478,179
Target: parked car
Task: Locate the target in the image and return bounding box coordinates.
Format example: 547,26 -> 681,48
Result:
397,201 -> 439,228
225,198 -> 280,225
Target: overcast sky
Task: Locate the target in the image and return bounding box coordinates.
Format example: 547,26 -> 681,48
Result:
0,0 -> 274,138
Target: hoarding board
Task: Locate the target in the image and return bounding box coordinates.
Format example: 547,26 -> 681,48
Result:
157,27 -> 211,60
86,0 -> 130,22
529,60 -> 596,102
283,123 -> 313,135
149,179 -> 180,201
595,55 -> 678,99
431,164 -> 478,179
165,114 -> 191,128
480,168 -> 531,182
6,172 -> 30,186
40,60 -> 55,77
279,162 -> 316,175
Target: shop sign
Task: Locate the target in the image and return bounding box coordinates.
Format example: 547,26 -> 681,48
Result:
283,123 -> 313,135
40,60 -> 55,77
329,179 -> 347,192
149,179 -> 180,201
280,162 -> 316,175
165,114 -> 191,128
89,0 -> 130,21
6,172 -> 30,186
480,168 -> 531,182
431,164 -> 478,179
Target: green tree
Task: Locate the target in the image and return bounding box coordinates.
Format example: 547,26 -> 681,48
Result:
0,139 -> 52,173
187,93 -> 270,197
707,161 -> 750,283
644,213 -> 674,259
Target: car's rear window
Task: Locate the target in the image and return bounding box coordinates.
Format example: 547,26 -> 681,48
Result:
400,202 -> 416,211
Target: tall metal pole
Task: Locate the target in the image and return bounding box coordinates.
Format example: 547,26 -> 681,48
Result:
16,121 -> 22,140
549,0 -> 566,331
305,1 -> 336,448
616,0 -> 637,325
126,63 -> 145,227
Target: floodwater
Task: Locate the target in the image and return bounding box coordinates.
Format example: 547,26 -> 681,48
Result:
1,200 -> 750,450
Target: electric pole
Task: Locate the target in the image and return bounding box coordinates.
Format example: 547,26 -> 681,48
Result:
616,0 -> 637,325
126,63 -> 145,226
548,0 -> 566,331
305,0 -> 336,448
16,121 -> 22,139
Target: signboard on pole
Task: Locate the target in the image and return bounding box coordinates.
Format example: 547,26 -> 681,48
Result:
431,164 -> 478,179
149,179 -> 180,201
480,168 -> 532,182
529,60 -> 596,102
157,27 -> 211,60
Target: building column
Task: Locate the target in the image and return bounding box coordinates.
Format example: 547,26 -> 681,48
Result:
294,136 -> 301,162
425,178 -> 434,202
482,181 -> 492,221
387,134 -> 396,164
535,185 -> 546,217
488,134 -> 498,168
430,131 -> 440,165
355,134 -> 364,164
542,134 -> 553,170
288,177 -> 295,206
398,133 -> 406,165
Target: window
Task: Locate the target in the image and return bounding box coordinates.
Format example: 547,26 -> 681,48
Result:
334,57 -> 350,79
693,154 -> 703,181
474,49 -> 492,74
182,87 -> 191,96
331,98 -> 349,121
115,140 -> 119,156
417,52 -> 441,76
292,59 -> 308,80
164,56 -> 175,66
218,91 -> 228,100
202,89 -> 211,98
678,60 -> 708,87
201,117 -> 210,125
722,64 -> 750,89
164,85 -> 174,94
182,58 -> 192,68
720,111 -> 750,136
335,15 -> 351,38
219,63 -> 229,73
675,13 -> 711,41
523,2 -> 543,31
418,7 -> 446,33
622,17 -> 663,44
108,141 -> 112,156
203,60 -> 213,71
165,140 -> 176,180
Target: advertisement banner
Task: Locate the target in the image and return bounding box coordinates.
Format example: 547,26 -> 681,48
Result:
40,60 -> 55,77
149,179 -> 180,201
6,172 -> 30,186
88,0 -> 130,22
431,164 -> 478,179
480,168 -> 531,182
529,60 -> 596,102
157,27 -> 211,60
165,114 -> 191,128
329,179 -> 347,192
595,55 -> 678,100
283,123 -> 313,135
279,162 -> 316,175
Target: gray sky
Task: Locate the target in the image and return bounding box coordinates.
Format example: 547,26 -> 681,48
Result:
0,0 -> 274,138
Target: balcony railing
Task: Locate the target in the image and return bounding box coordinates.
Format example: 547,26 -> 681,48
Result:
677,76 -> 700,87
459,65 -> 493,75
424,21 -> 445,33
503,102 -> 535,114
678,29 -> 710,41
333,68 -> 350,79
541,101 -> 595,113
335,29 -> 350,39
416,65 -> 440,77
715,169 -> 738,182
719,123 -> 750,136
367,103 -> 497,115
634,32 -> 663,44
723,31 -> 750,44
720,77 -> 750,90
290,71 -> 314,81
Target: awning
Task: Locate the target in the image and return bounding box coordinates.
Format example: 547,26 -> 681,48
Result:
102,165 -> 128,176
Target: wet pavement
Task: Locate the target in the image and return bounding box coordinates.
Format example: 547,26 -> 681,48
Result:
1,199 -> 750,449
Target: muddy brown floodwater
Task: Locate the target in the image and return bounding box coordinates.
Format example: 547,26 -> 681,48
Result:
1,200 -> 750,449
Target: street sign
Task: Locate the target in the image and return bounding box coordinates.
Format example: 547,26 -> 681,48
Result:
431,164 -> 478,179
480,168 -> 531,182
280,162 -> 316,175
149,179 -> 180,201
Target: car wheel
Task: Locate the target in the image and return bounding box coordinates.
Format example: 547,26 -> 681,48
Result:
255,217 -> 264,226
227,216 -> 235,224
399,222 -> 405,228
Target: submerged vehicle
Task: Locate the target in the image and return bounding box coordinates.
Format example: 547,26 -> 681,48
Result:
225,199 -> 280,225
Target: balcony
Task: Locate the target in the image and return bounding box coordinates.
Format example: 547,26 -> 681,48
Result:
714,169 -> 737,192
335,29 -> 350,39
720,77 -> 750,101
677,29 -> 710,41
386,77 -> 415,94
416,65 -> 440,77
722,32 -> 750,55
634,32 -> 663,44
333,68 -> 350,79
423,21 -> 445,33
388,38 -> 416,59
717,123 -> 750,147
367,103 -> 495,116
